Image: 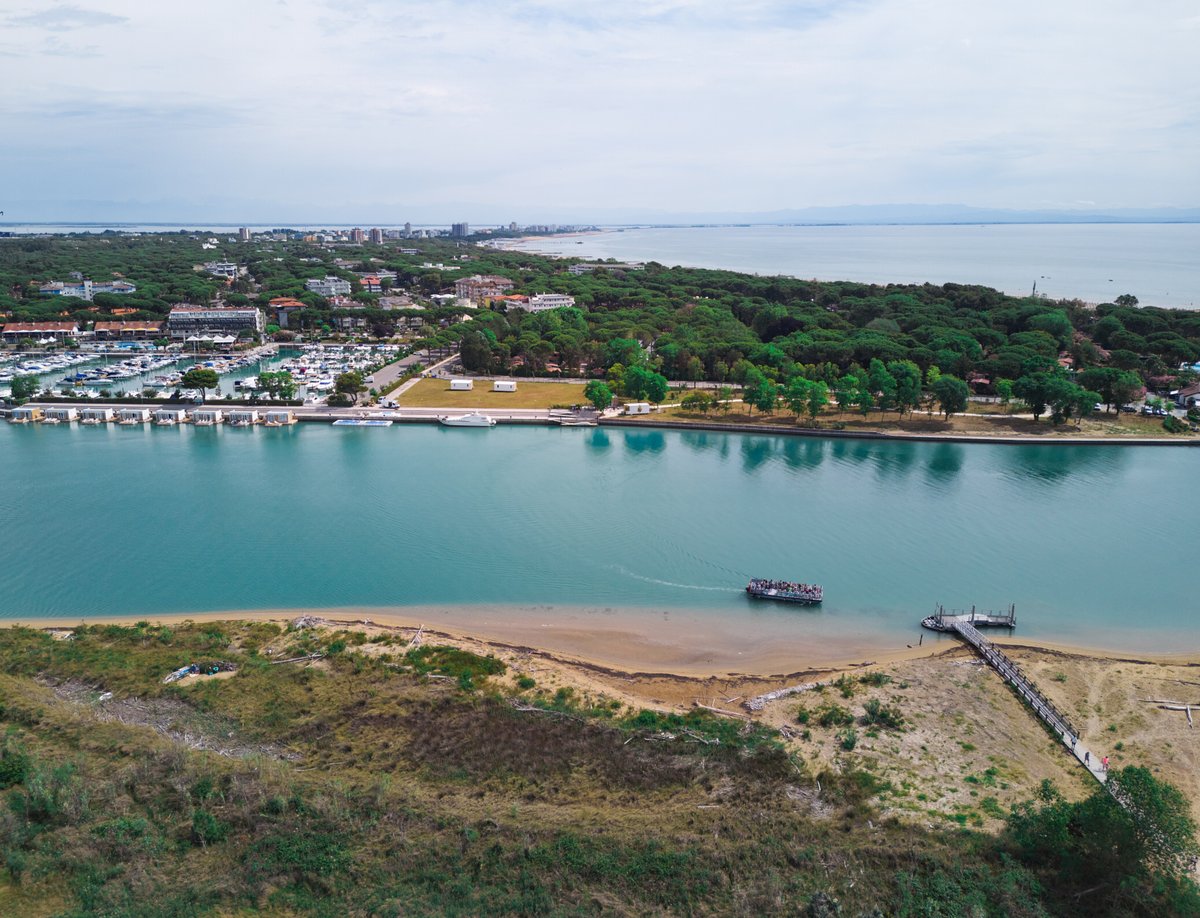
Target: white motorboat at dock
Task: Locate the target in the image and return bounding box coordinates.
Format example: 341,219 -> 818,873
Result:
439,412 -> 497,428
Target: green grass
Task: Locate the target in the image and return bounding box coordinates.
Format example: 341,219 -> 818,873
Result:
398,377 -> 588,408
0,620 -> 1190,917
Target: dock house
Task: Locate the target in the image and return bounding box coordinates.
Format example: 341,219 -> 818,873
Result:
191,408 -> 224,426
624,402 -> 651,415
154,408 -> 188,426
264,410 -> 297,426
80,407 -> 116,424
118,407 -> 153,425
228,409 -> 260,427
9,406 -> 44,423
493,380 -> 517,392
44,407 -> 78,423
450,379 -> 474,391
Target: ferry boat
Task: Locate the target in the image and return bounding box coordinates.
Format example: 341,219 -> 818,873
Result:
746,578 -> 823,604
439,412 -> 496,428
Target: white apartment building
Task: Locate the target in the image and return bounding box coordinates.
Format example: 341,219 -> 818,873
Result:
167,306 -> 266,340
38,279 -> 137,301
526,293 -> 577,312
454,274 -> 514,302
305,276 -> 353,297
203,262 -> 240,278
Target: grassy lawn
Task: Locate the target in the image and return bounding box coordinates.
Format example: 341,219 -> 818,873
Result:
397,377 -> 589,408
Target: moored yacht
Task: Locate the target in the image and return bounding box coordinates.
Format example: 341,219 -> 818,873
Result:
439,411 -> 497,428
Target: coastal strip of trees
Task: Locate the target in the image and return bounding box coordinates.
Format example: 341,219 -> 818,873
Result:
3,235 -> 1198,424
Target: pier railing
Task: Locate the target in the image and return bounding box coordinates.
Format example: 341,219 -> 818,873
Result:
947,618 -> 1184,867
951,621 -> 1078,743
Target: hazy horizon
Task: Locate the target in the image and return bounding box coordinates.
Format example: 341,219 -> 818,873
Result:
4,203 -> 1200,231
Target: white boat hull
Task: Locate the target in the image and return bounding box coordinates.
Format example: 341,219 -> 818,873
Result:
439,412 -> 496,427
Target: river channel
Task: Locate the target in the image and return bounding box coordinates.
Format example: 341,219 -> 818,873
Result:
1,422 -> 1194,660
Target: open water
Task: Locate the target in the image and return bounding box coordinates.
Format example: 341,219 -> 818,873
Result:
1,422 -> 1195,656
514,224 -> 1200,309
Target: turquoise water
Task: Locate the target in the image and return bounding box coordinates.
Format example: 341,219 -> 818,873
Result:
515,224 -> 1200,309
1,422 -> 1196,654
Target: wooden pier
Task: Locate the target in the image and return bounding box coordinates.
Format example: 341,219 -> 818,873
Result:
950,620 -> 1092,769
931,609 -> 1182,864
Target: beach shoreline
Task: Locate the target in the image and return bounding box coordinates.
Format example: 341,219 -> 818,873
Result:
11,605 -> 1197,681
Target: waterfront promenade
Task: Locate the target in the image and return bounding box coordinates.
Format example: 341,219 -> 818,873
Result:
9,398 -> 1198,444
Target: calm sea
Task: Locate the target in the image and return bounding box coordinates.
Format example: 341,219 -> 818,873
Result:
513,224 -> 1200,309
1,422 -> 1195,657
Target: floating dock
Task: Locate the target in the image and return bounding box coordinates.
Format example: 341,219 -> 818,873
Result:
921,603 -> 1015,632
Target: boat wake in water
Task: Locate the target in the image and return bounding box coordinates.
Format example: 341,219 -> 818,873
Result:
611,566 -> 732,592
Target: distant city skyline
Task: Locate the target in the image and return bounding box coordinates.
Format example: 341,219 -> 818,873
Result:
2,1 -> 1197,222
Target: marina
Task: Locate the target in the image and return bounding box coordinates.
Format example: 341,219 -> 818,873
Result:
1,343 -> 400,405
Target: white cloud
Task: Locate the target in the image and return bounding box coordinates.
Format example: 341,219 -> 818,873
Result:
6,4 -> 128,30
0,0 -> 1196,219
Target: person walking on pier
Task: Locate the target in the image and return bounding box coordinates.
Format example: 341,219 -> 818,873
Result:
1102,756 -> 1109,772
1084,751 -> 1090,766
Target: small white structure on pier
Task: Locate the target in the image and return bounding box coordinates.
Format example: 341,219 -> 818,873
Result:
44,407 -> 78,422
450,378 -> 473,391
625,401 -> 650,415
9,406 -> 44,423
492,380 -> 517,392
263,410 -> 297,426
118,407 -> 152,425
154,408 -> 188,426
80,407 -> 116,424
228,409 -> 259,427
191,408 -> 224,426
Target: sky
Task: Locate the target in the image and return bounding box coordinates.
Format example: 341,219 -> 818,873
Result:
1,0 -> 1198,223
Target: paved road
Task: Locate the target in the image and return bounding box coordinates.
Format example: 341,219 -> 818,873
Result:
368,349 -> 431,392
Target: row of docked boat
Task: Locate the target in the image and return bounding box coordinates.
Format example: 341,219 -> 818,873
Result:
63,353 -> 181,385
0,351 -> 98,385
185,344 -> 278,381
275,343 -> 400,395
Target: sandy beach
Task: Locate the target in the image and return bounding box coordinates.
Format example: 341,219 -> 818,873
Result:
13,602 -> 1197,679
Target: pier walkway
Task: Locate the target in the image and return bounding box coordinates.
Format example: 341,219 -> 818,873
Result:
947,618 -> 1187,862
950,620 -> 1108,784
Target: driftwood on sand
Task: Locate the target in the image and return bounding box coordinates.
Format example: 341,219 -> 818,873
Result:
1142,698 -> 1196,727
693,702 -> 748,719
743,681 -> 825,712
